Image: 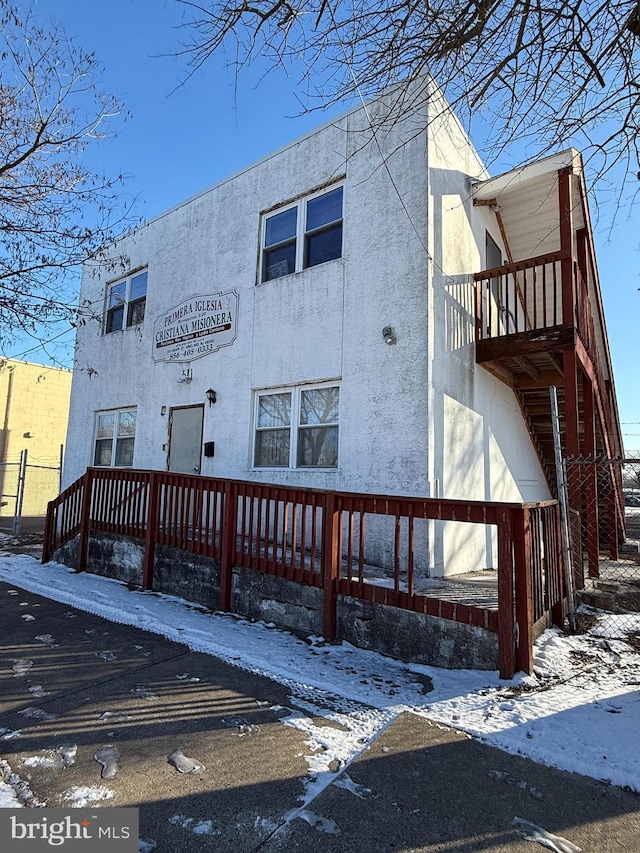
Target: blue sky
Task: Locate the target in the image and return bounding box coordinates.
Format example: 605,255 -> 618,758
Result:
7,0 -> 640,451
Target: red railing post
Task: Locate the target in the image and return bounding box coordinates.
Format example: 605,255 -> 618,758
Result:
142,471 -> 158,590
42,500 -> 55,563
497,508 -> 516,679
322,492 -> 340,640
77,469 -> 93,572
513,507 -> 534,675
219,480 -> 238,611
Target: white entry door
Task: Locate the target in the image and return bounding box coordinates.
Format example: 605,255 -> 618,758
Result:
168,405 -> 204,474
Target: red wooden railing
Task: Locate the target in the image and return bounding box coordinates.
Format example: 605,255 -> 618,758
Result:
42,475 -> 85,559
474,251 -> 566,340
43,468 -> 568,678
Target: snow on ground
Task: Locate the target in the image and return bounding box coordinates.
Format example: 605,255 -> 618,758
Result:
1,553 -> 640,795
0,781 -> 22,808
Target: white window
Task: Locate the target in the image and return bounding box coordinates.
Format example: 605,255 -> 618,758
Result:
261,185 -> 343,282
105,270 -> 148,333
254,384 -> 339,468
94,408 -> 136,467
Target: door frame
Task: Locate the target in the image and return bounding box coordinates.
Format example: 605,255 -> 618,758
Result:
167,404 -> 204,473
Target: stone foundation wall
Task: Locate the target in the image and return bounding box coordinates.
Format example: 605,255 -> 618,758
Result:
50,531 -> 498,670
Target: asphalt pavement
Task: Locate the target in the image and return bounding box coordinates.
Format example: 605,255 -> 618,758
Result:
1,577 -> 639,852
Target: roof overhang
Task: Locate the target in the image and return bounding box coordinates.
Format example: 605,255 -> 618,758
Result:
471,149 -> 582,201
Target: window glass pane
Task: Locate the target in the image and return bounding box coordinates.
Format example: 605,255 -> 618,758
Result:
127,297 -> 146,327
257,393 -> 291,428
306,187 -> 342,232
265,207 -> 297,247
108,281 -> 126,309
106,305 -> 124,333
115,437 -> 135,467
305,224 -> 342,269
117,410 -> 136,437
300,387 -> 339,425
255,429 -> 290,467
264,243 -> 296,281
94,439 -> 112,467
97,413 -> 115,439
297,425 -> 338,467
129,271 -> 148,300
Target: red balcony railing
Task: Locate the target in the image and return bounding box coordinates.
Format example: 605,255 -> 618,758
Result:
475,251 -> 567,341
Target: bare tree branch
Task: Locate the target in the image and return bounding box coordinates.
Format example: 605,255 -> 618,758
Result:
175,0 -> 640,212
0,0 -> 136,352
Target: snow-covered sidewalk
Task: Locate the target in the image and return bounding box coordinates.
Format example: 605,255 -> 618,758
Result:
1,551 -> 639,803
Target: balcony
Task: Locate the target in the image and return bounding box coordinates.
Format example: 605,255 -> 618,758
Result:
472,151 -> 624,573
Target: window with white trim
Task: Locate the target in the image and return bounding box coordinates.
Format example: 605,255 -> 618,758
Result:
261,185 -> 343,282
105,270 -> 147,333
94,408 -> 136,467
254,385 -> 339,468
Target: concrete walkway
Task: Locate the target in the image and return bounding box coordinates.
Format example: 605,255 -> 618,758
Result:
1,579 -> 639,852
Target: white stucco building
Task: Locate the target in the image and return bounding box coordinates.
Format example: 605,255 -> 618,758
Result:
63,86 -> 622,577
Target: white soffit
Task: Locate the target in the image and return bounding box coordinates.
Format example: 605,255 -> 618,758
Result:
472,149 -> 581,201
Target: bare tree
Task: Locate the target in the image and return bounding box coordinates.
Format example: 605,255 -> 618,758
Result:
0,1 -> 134,352
176,0 -> 640,207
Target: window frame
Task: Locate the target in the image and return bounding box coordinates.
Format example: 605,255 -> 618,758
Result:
93,407 -> 137,468
104,269 -> 148,334
260,184 -> 344,283
253,382 -> 340,470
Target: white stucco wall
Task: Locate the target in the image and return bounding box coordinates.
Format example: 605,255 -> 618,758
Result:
65,86 -> 550,577
66,93 -> 433,494
425,93 -> 551,572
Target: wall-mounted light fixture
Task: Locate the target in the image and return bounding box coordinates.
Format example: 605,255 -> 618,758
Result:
382,326 -> 397,345
206,388 -> 217,406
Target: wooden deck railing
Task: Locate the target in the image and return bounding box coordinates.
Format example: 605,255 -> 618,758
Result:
474,251 -> 567,340
43,468 -> 568,678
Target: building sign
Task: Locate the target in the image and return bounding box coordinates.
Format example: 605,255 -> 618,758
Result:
153,291 -> 238,362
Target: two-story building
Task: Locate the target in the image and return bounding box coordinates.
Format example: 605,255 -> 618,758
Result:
62,84 -> 623,577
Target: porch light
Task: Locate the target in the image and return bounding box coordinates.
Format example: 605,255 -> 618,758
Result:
206,388 -> 217,406
382,326 -> 397,345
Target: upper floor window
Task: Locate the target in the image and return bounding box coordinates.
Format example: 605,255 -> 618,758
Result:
94,408 -> 136,467
105,270 -> 148,333
254,384 -> 340,468
261,186 -> 343,282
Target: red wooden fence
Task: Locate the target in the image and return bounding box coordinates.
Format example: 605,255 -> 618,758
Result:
43,468 -> 568,678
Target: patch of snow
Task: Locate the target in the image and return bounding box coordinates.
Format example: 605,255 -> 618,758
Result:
22,752 -> 59,769
167,749 -> 205,774
332,773 -> 374,799
0,728 -> 21,741
169,814 -> 220,836
62,785 -> 114,807
0,781 -> 23,808
292,808 -> 340,834
513,817 -> 582,852
0,759 -> 46,807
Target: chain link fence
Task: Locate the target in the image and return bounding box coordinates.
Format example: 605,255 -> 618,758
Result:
565,456 -> 640,645
0,450 -> 62,535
